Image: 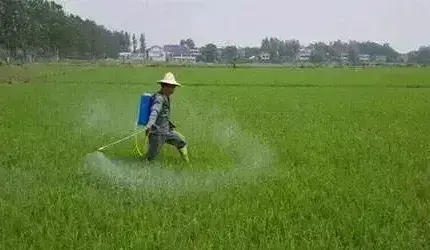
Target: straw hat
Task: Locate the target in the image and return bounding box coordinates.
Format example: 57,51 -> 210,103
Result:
157,72 -> 181,87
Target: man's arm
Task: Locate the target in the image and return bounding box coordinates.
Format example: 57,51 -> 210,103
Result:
147,95 -> 164,129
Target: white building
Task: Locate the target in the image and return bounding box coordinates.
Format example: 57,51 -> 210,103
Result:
147,45 -> 167,62
358,54 -> 370,62
340,53 -> 349,62
374,55 -> 387,62
260,52 -> 270,61
189,48 -> 200,58
118,52 -> 145,61
296,48 -> 312,61
119,52 -> 132,59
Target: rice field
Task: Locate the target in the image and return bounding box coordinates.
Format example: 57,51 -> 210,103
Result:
1,64 -> 429,249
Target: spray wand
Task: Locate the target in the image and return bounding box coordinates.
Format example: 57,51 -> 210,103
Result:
97,128 -> 146,152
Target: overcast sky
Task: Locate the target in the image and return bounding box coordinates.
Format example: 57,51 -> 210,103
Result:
54,0 -> 429,53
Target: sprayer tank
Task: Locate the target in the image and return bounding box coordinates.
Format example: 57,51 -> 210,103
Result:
137,93 -> 153,126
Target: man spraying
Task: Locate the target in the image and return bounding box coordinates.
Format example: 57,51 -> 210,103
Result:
145,72 -> 190,163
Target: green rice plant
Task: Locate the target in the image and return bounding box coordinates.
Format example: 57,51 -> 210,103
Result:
1,65 -> 429,249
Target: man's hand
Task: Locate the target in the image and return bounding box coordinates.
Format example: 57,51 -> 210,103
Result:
145,124 -> 157,135
145,124 -> 152,135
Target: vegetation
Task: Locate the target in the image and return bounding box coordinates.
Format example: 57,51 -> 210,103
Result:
1,65 -> 430,249
0,0 -> 143,61
1,1 -> 429,247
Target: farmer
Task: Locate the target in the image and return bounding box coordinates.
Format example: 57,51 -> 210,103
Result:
145,72 -> 189,163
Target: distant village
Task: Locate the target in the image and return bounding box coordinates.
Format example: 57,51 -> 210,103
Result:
119,44 -> 200,63
118,44 -> 408,65
118,45 -> 196,63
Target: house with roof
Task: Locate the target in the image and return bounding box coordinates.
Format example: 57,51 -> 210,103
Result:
260,52 -> 270,61
374,55 -> 387,63
358,54 -> 370,62
340,53 -> 349,62
119,52 -> 133,59
118,51 -> 145,62
296,47 -> 312,61
163,44 -> 196,63
189,48 -> 200,58
147,45 -> 166,62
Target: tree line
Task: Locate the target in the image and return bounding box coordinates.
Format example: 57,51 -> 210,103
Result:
1,0 -> 429,65
197,38 -> 430,65
0,0 -> 145,61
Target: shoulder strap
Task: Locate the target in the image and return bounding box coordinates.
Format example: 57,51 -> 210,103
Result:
150,92 -> 169,107
149,93 -> 155,105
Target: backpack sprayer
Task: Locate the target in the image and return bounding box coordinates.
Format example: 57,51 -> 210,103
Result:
96,93 -> 154,156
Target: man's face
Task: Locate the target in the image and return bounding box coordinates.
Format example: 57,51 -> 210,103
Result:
162,84 -> 176,96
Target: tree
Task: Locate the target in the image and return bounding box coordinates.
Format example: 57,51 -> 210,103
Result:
356,41 -> 399,62
119,31 -> 126,52
416,46 -> 430,65
244,47 -> 260,59
132,33 -> 137,53
222,46 -> 238,63
180,38 -> 195,49
309,42 -> 331,62
0,0 -> 136,61
268,37 -> 282,62
348,48 -> 359,65
260,37 -> 270,52
125,32 -> 131,52
1,0 -> 25,58
310,49 -> 325,64
259,37 -> 301,63
283,39 -> 301,61
345,40 -> 360,65
201,43 -> 218,62
139,33 -> 146,54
